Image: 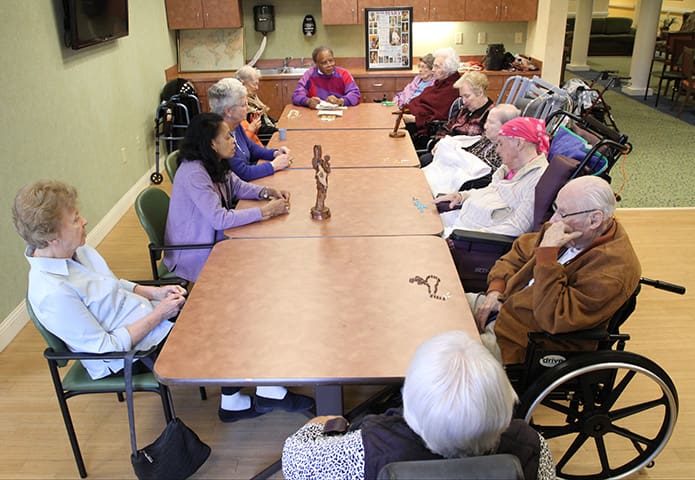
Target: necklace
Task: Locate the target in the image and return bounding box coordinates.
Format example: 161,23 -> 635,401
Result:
409,274 -> 449,301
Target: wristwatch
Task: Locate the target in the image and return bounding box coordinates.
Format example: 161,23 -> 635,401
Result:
259,187 -> 269,200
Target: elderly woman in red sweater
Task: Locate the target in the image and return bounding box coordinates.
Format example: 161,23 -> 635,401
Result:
403,47 -> 461,150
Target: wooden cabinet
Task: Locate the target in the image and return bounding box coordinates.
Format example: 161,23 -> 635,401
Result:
257,79 -> 297,119
465,0 -> 537,22
165,0 -> 242,29
321,0 -> 358,25
357,0 -> 395,25
191,81 -> 215,112
356,76 -> 397,104
427,0 -> 467,21
408,0 -> 466,22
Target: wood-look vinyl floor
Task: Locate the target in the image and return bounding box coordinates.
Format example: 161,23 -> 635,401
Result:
1,190 -> 693,479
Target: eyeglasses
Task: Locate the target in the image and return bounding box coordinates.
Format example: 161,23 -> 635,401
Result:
552,202 -> 598,219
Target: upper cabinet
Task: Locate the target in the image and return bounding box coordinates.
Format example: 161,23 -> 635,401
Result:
465,0 -> 538,22
426,0 -> 467,22
321,0 -> 358,25
165,0 -> 243,29
357,0 -> 393,25
329,0 -> 471,24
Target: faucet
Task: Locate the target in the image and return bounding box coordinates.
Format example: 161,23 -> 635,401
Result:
282,56 -> 293,73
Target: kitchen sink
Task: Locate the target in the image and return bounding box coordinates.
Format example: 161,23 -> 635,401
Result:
257,67 -> 310,76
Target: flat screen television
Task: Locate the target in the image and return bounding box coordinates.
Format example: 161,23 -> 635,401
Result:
63,0 -> 129,50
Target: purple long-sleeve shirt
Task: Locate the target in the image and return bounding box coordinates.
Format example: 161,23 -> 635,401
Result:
291,66 -> 361,107
228,124 -> 277,181
163,160 -> 264,281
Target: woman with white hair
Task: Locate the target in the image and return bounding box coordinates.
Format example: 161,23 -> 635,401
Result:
403,47 -> 461,149
281,330 -> 555,480
423,103 -> 521,195
208,78 -> 290,181
235,65 -> 277,145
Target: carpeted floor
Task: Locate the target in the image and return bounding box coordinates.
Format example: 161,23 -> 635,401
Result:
565,56 -> 695,208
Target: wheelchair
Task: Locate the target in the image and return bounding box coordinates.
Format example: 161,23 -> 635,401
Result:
503,277 -> 684,479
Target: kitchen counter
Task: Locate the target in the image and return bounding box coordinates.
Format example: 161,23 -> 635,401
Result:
165,56 -> 542,117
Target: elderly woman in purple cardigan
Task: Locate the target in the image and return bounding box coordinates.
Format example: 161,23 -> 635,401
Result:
164,112 -> 315,422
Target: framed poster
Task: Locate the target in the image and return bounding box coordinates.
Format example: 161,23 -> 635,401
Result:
365,7 -> 413,71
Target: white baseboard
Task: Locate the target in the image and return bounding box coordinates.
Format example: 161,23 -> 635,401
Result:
0,301 -> 30,352
0,167 -> 155,352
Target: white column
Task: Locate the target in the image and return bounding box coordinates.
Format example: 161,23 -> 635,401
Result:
623,0 -> 662,96
568,0 -> 593,71
526,0 -> 569,87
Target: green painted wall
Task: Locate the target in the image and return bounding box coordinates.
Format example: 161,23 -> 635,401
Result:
0,1 -> 176,322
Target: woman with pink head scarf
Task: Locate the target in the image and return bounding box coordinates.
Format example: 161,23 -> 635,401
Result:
435,117 -> 549,237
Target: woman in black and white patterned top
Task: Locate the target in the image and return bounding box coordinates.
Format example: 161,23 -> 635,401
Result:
282,331 -> 555,480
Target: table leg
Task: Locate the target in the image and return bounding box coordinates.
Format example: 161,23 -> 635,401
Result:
315,384 -> 343,415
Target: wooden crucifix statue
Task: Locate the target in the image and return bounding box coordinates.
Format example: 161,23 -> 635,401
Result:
311,144 -> 331,220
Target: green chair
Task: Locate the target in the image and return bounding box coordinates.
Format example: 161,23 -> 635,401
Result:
27,300 -> 172,479
164,149 -> 180,183
134,186 -> 217,281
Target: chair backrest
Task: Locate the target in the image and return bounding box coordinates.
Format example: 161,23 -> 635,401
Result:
447,97 -> 463,121
669,38 -> 695,71
682,46 -> 695,80
26,298 -> 71,367
165,150 -> 180,183
134,187 -> 170,250
377,454 -> 524,480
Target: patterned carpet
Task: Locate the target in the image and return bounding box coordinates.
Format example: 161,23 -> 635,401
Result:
565,56 -> 695,208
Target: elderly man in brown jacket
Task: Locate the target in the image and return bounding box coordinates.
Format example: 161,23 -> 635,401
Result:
468,176 -> 641,365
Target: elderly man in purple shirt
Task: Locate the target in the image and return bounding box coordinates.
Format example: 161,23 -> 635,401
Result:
292,46 -> 361,109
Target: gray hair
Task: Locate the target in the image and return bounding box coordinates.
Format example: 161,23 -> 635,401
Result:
312,46 -> 333,63
433,47 -> 460,75
403,331 -> 517,458
208,77 -> 247,115
563,175 -> 617,218
235,65 -> 261,84
420,53 -> 435,69
490,103 -> 521,124
13,180 -> 78,249
455,71 -> 488,96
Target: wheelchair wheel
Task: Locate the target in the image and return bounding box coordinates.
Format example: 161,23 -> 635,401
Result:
516,350 -> 678,480
150,172 -> 163,184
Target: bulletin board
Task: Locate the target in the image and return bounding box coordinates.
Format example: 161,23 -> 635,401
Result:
365,7 -> 413,71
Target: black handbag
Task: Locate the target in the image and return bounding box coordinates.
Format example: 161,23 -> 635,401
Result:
484,44 -> 507,70
125,350 -> 211,480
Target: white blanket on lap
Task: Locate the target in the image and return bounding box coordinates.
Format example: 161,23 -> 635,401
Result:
423,135 -> 491,196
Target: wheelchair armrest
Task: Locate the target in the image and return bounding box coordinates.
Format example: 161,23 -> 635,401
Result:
450,229 -> 518,247
434,194 -> 464,213
528,328 -> 630,343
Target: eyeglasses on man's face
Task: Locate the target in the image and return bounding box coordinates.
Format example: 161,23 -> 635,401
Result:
552,201 -> 598,219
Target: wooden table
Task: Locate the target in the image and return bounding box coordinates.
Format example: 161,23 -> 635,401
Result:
229,168 -> 442,238
276,102 -> 401,130
154,236 -> 477,414
267,129 -> 419,168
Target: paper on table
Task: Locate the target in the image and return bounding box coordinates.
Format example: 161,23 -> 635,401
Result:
317,109 -> 343,117
316,100 -> 348,110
